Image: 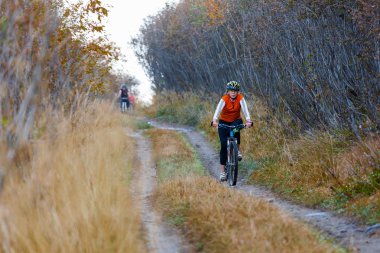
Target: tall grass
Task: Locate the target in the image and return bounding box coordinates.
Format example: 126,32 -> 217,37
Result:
0,2 -> 144,251
0,102 -> 146,252
0,0 -> 118,163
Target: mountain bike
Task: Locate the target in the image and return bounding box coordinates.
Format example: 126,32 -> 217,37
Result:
217,123 -> 246,186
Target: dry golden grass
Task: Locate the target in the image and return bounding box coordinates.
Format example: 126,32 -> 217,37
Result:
250,130 -> 380,209
335,135 -> 380,182
240,99 -> 287,160
346,189 -> 380,224
251,132 -> 343,203
155,177 -> 340,253
0,102 -> 146,253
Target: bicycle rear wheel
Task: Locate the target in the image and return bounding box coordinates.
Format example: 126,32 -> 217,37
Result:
227,139 -> 239,186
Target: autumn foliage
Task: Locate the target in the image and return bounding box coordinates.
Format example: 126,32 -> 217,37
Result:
0,0 -> 119,160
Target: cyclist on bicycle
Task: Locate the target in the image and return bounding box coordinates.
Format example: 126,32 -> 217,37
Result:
119,84 -> 130,111
212,81 -> 253,181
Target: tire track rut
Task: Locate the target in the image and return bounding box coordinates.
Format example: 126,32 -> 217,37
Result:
130,131 -> 194,253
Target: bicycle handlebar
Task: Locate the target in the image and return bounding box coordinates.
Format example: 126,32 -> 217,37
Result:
218,123 -> 246,130
210,121 -> 246,130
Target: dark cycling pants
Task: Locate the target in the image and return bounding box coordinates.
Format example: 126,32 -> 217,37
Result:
120,97 -> 130,108
218,119 -> 243,165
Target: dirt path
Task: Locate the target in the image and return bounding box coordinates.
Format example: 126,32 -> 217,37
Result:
130,131 -> 194,253
148,119 -> 380,253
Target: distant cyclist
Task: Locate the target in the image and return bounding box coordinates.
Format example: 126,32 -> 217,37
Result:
212,81 -> 253,181
119,84 -> 130,112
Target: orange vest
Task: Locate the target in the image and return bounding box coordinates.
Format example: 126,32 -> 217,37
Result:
220,94 -> 243,122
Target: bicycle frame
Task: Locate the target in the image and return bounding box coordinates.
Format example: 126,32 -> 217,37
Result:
218,123 -> 245,186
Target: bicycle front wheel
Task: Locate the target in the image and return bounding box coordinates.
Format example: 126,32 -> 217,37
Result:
227,140 -> 239,186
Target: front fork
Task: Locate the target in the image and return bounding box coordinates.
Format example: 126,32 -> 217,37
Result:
226,138 -> 231,173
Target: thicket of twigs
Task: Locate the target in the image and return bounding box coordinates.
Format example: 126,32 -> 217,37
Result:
134,0 -> 379,134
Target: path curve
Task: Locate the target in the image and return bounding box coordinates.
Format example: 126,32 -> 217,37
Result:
130,130 -> 194,253
148,119 -> 380,253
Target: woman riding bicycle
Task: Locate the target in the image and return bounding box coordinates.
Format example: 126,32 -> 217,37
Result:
212,81 -> 253,181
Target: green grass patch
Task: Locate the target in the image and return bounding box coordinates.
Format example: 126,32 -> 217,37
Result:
119,114 -> 153,130
134,120 -> 153,130
157,156 -> 204,182
146,129 -> 205,182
